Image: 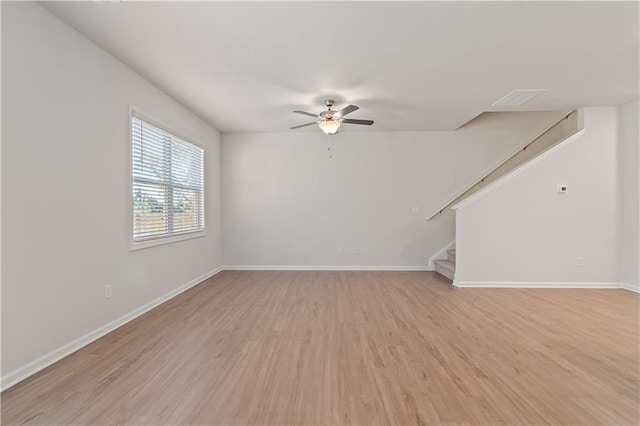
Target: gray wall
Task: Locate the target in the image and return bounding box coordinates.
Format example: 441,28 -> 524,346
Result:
221,114 -> 561,268
2,2 -> 223,378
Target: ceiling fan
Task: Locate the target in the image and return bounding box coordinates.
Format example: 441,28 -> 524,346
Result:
290,99 -> 374,135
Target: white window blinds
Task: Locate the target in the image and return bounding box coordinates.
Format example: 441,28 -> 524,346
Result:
132,115 -> 204,242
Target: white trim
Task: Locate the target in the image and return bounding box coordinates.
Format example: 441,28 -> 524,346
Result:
620,282 -> 640,293
129,105 -> 205,150
0,267 -> 223,392
130,231 -> 206,251
451,129 -> 586,211
428,240 -> 456,269
128,104 -> 206,251
426,110 -> 574,220
223,265 -> 433,271
5,268 -> 630,391
453,280 -> 621,289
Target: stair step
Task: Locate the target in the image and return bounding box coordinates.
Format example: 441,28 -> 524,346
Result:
447,249 -> 456,262
434,259 -> 455,272
434,259 -> 455,281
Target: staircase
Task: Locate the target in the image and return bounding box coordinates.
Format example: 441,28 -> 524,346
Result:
426,110 -> 578,221
434,249 -> 456,281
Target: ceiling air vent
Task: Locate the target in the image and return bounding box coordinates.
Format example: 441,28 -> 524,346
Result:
492,89 -> 547,107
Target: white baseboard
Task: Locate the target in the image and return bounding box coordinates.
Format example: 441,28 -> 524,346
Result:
620,282 -> 640,293
6,269 -> 631,391
223,265 -> 433,271
0,267 -> 223,392
453,280 -> 621,289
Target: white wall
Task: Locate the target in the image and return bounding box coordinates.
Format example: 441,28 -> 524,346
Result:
618,100 -> 639,291
222,112 -> 563,268
454,107 -> 619,286
1,2 -> 223,381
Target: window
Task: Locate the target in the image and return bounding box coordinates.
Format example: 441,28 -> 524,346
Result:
131,113 -> 204,245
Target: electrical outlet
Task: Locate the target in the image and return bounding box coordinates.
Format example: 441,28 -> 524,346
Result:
352,246 -> 359,254
337,246 -> 344,255
577,257 -> 585,267
557,184 -> 568,194
105,284 -> 112,299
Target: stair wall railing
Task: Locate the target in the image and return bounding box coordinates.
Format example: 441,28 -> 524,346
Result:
426,110 -> 578,221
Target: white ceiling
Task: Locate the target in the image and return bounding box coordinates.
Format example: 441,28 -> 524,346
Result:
42,1 -> 638,132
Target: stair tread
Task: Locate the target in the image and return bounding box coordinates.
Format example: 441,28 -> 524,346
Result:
447,249 -> 456,255
434,259 -> 455,272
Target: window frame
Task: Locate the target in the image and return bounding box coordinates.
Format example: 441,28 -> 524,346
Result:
129,105 -> 206,251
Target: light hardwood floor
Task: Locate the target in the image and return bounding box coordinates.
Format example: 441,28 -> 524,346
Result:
2,271 -> 639,425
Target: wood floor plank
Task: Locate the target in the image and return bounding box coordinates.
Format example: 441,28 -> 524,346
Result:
1,271 -> 638,425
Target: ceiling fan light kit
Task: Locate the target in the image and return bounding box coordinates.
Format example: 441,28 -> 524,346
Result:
291,99 -> 374,135
318,118 -> 341,135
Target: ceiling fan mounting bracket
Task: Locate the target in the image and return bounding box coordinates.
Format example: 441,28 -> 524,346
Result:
324,99 -> 335,109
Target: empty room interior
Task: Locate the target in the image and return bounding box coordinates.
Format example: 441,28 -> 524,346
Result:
1,1 -> 639,425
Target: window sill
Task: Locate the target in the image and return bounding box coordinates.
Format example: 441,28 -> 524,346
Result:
130,231 -> 206,251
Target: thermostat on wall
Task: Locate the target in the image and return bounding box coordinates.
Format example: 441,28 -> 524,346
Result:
557,184 -> 568,194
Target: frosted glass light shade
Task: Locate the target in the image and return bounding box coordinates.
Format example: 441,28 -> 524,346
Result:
319,119 -> 340,135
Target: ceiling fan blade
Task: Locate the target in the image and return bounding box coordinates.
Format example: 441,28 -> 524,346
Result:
341,118 -> 374,125
293,110 -> 318,118
290,122 -> 318,129
334,105 -> 359,118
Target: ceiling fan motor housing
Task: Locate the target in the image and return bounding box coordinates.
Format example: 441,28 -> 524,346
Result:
290,100 -> 373,132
